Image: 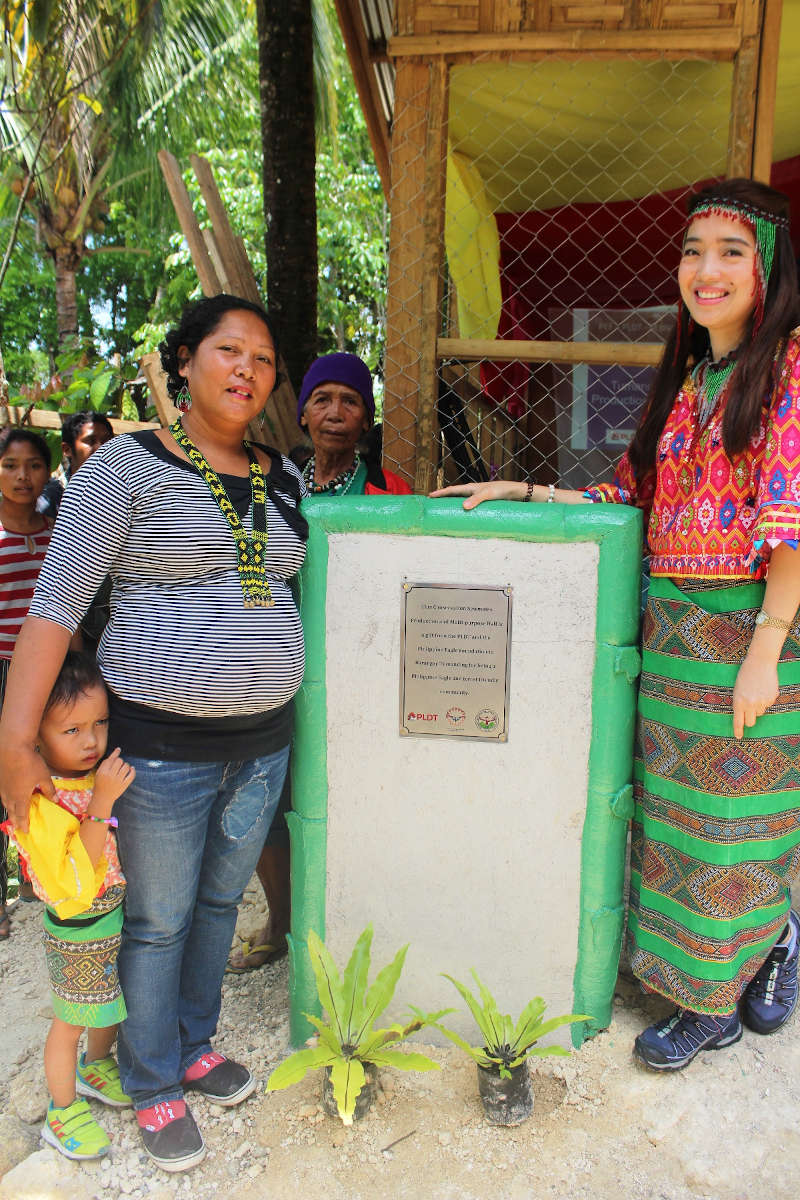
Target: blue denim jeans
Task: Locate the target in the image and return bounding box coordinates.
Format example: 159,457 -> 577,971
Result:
114,746 -> 290,1108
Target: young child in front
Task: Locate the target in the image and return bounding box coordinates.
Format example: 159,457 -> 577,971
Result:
2,653 -> 135,1160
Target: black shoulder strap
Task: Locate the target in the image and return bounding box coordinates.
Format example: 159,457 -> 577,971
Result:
250,442 -> 309,542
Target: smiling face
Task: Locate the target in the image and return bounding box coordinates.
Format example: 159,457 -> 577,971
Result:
37,683 -> 109,777
678,214 -> 758,358
0,437 -> 50,509
66,420 -> 113,472
177,309 -> 277,431
300,382 -> 370,457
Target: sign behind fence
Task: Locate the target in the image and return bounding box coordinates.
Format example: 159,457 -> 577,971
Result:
399,582 -> 512,741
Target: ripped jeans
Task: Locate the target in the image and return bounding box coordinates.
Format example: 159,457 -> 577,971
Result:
114,746 -> 290,1108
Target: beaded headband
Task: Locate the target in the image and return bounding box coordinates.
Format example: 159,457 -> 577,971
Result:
682,197 -> 790,338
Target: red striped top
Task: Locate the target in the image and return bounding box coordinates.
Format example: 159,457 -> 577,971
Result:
0,520 -> 51,660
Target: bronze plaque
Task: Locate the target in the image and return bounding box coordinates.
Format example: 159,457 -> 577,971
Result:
400,582 -> 512,741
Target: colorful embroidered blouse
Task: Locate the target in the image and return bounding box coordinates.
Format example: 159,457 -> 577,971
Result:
585,330 -> 800,579
1,772 -> 125,919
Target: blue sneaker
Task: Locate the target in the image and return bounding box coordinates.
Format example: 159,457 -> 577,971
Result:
742,910 -> 799,1035
634,1007 -> 742,1071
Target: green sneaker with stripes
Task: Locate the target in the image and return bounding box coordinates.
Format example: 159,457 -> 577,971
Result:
76,1053 -> 132,1107
42,1098 -> 111,1160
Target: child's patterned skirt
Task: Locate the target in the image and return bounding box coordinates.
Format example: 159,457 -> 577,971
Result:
42,885 -> 127,1027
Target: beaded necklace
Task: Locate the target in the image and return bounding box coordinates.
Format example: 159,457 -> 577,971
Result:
693,349 -> 738,428
169,419 -> 274,608
302,453 -> 361,494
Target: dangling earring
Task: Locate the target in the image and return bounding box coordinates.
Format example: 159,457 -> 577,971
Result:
175,384 -> 192,413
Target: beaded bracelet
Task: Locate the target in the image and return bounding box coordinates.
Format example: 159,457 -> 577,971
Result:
83,814 -> 118,829
522,480 -> 534,502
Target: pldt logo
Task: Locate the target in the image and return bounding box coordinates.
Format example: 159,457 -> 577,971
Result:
406,712 -> 438,722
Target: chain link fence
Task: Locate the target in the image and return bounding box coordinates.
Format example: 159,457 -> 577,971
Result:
385,52 -> 734,490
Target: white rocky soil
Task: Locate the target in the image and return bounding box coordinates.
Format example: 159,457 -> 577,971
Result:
2,879 -> 798,1200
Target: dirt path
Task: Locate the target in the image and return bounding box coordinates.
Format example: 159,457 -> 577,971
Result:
2,880 -> 798,1200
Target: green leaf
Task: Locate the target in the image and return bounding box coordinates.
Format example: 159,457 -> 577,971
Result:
523,1045 -> 572,1059
516,1012 -> 590,1051
471,969 -> 505,1049
441,974 -> 491,1041
511,996 -> 547,1048
340,924 -> 373,1043
266,1045 -> 336,1092
89,369 -> 115,408
329,1057 -> 365,1125
355,942 -> 409,1044
366,1049 -> 440,1072
307,929 -> 346,1043
303,1013 -> 342,1056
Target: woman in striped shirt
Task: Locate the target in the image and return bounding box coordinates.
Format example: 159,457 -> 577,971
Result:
0,427 -> 52,940
0,295 -> 308,1172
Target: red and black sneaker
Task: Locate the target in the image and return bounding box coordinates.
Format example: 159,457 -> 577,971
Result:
136,1099 -> 206,1173
183,1052 -> 256,1106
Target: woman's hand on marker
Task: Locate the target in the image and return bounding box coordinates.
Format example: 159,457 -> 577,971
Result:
429,480 -> 528,509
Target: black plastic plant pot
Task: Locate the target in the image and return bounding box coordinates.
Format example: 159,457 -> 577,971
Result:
477,1061 -> 533,1126
321,1062 -> 379,1121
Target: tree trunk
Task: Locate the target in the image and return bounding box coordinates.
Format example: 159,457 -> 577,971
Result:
255,0 -> 318,393
54,245 -> 80,348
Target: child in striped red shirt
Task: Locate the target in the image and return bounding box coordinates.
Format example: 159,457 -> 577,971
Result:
0,427 -> 52,938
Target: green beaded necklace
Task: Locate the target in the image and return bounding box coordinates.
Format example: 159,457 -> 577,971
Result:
169,418 -> 274,608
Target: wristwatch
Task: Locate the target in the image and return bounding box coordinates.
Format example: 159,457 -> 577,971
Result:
755,609 -> 791,632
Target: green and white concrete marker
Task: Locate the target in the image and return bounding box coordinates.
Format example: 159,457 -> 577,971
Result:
288,496 -> 642,1049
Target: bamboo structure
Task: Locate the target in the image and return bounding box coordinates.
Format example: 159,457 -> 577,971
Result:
336,0 -> 787,487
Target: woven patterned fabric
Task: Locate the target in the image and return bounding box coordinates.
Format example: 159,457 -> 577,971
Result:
628,577 -> 800,1015
586,330 -> 800,579
43,900 -> 127,1027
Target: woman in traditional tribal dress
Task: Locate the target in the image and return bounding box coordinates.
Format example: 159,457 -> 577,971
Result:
431,177 -> 800,1071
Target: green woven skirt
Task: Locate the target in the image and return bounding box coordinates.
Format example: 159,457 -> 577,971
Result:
628,577 -> 800,1015
43,895 -> 127,1027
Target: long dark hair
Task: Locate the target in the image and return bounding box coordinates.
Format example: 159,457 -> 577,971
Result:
628,178 -> 800,486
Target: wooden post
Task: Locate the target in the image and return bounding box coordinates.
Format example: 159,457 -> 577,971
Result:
726,0 -> 762,178
752,0 -> 783,182
384,58 -> 449,490
140,352 -> 174,427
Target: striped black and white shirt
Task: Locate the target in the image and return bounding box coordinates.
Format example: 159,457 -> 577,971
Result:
30,433 -> 307,756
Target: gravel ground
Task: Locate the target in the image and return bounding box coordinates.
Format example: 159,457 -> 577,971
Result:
1,880 -> 799,1200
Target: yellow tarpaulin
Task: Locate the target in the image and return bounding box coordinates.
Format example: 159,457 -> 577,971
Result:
444,9 -> 800,339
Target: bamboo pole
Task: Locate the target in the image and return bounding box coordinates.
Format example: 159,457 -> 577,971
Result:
157,151 -> 222,296
438,337 -> 664,366
6,407 -> 159,434
387,29 -> 742,57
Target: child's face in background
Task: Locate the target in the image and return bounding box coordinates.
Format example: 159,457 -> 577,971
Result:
0,438 -> 49,506
37,684 -> 109,777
